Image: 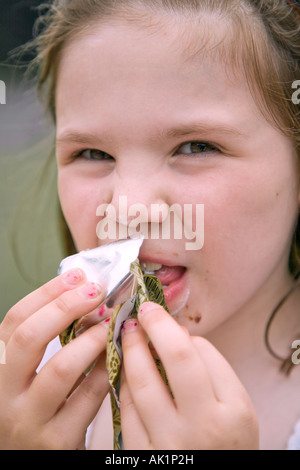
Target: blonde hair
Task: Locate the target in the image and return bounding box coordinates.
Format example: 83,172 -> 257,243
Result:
28,0 -> 300,274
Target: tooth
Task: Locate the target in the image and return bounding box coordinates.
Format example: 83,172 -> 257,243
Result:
142,262 -> 162,273
146,263 -> 162,271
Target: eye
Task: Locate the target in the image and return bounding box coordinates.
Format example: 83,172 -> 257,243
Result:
75,149 -> 114,161
176,141 -> 218,156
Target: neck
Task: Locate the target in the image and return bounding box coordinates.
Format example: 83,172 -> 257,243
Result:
205,267 -> 299,381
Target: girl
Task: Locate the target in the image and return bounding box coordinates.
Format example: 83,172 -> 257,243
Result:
0,0 -> 299,450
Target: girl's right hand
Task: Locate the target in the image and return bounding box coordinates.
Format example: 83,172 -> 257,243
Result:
0,269 -> 110,450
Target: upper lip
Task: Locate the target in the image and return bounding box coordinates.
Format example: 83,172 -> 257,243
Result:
138,253 -> 184,268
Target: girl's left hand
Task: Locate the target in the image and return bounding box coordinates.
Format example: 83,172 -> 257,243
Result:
120,302 -> 259,450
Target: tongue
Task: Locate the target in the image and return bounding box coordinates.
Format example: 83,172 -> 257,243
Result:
154,266 -> 185,286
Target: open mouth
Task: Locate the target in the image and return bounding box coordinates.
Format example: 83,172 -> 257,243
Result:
140,261 -> 188,315
141,262 -> 186,290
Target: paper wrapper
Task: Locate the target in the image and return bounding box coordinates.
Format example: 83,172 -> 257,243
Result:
106,260 -> 170,450
59,259 -> 170,450
59,238 -> 143,347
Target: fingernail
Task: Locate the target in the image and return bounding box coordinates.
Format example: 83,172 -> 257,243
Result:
121,319 -> 139,334
139,302 -> 161,316
62,268 -> 83,286
78,282 -> 102,300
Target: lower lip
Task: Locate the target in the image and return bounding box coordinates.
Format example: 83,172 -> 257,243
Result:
162,269 -> 189,315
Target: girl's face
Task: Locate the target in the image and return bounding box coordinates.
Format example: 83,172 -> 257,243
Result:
55,19 -> 299,335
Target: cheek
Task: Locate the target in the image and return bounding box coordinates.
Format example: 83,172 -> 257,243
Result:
58,170 -> 107,249
205,170 -> 296,272
184,161 -> 298,319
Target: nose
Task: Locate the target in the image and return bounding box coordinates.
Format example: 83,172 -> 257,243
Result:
96,157 -> 170,240
111,168 -> 168,225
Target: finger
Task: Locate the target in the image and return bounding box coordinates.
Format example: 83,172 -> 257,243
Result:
0,269 -> 86,343
5,282 -> 106,393
119,367 -> 150,450
137,303 -> 216,414
26,319 -> 110,422
58,350 -> 110,433
148,324 -> 189,360
121,319 -> 176,446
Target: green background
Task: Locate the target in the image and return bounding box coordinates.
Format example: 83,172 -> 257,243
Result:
0,66 -> 65,321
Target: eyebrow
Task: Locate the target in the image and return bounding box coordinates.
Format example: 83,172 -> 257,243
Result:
165,123 -> 244,139
56,122 -> 244,147
56,130 -> 105,147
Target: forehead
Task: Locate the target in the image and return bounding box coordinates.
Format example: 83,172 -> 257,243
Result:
55,17 -> 256,134
57,13 -> 242,77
